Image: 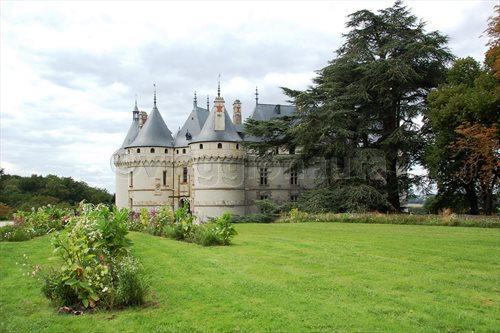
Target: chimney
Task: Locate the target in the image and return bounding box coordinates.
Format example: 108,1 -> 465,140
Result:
233,100 -> 242,125
139,111 -> 148,128
214,96 -> 225,131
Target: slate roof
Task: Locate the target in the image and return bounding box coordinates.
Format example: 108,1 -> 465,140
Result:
249,103 -> 296,121
125,105 -> 174,148
121,120 -> 140,148
244,103 -> 297,142
174,106 -> 209,147
191,106 -> 242,143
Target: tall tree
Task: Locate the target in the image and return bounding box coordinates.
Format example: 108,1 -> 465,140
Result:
245,1 -> 453,211
425,57 -> 499,214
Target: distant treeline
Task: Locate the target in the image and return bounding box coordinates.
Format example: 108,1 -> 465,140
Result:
0,170 -> 113,218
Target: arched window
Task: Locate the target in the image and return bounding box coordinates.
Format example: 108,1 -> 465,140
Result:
182,148 -> 186,154
236,144 -> 239,150
176,150 -> 179,154
217,143 -> 222,149
137,148 -> 141,153
199,144 -> 204,149
150,148 -> 155,153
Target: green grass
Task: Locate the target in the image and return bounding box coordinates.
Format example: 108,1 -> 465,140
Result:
1,223 -> 499,332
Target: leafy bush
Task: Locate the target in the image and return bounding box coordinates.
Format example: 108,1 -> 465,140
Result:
297,185 -> 393,213
42,203 -> 147,310
213,212 -> 237,245
0,205 -> 73,242
231,214 -> 277,223
0,225 -> 33,241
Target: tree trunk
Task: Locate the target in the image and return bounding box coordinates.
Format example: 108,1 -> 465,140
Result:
386,155 -> 401,212
464,183 -> 479,215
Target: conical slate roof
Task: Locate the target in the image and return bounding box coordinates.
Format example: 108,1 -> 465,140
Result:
121,120 -> 140,148
126,105 -> 174,148
191,106 -> 242,143
174,106 -> 209,147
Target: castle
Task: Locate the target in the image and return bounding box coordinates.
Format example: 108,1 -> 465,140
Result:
112,85 -> 319,220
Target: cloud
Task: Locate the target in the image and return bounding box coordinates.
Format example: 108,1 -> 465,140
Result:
1,0 -> 497,193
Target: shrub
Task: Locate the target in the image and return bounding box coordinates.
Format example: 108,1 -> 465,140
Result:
42,203 -> 147,310
213,212 -> 237,245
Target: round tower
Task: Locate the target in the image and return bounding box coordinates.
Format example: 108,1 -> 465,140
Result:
189,90 -> 246,221
116,89 -> 175,210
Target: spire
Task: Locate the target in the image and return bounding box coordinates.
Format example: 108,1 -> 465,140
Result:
133,95 -> 139,121
255,86 -> 259,105
153,83 -> 157,108
193,91 -> 197,109
207,95 -> 210,111
217,74 -> 221,97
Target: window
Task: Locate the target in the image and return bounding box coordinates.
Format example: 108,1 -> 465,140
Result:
182,148 -> 186,154
290,194 -> 298,202
163,171 -> 167,186
236,144 -> 239,150
182,167 -> 188,183
260,194 -> 268,200
217,143 -> 223,149
289,147 -> 295,154
129,171 -> 133,187
199,144 -> 203,149
259,168 -> 268,185
127,149 -> 130,154
129,198 -> 133,208
290,169 -> 298,185
150,148 -> 155,153
137,148 -> 141,153
176,150 -> 179,154
165,149 -> 168,153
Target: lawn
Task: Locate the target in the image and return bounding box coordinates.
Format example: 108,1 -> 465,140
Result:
0,223 -> 499,332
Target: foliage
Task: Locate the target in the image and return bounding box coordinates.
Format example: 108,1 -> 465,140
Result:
296,183 -> 393,214
0,205 -> 73,242
450,123 -> 499,214
130,204 -> 237,246
213,212 -> 238,245
244,1 -> 453,211
0,172 -> 113,214
41,203 -> 147,310
425,57 -> 499,214
275,209 -> 500,228
485,5 -> 500,79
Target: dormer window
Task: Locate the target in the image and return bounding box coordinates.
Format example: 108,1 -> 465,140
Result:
185,131 -> 192,140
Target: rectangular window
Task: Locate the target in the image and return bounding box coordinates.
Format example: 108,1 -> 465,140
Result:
129,171 -> 133,188
260,194 -> 268,201
290,169 -> 298,185
163,171 -> 167,186
259,168 -> 268,185
183,167 -> 188,183
290,194 -> 298,202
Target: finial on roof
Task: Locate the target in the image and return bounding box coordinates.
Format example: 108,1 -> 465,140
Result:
194,91 -> 197,109
134,94 -> 139,111
207,95 -> 210,111
217,74 -> 221,97
255,86 -> 259,105
153,83 -> 157,107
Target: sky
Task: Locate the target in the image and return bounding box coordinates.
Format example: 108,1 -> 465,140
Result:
0,0 -> 496,193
